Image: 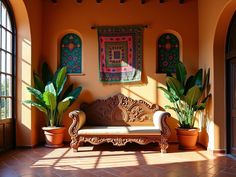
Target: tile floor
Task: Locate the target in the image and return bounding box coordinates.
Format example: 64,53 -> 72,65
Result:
0,143 -> 236,177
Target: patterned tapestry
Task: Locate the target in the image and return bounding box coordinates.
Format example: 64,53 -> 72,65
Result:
157,33 -> 179,73
60,33 -> 82,73
97,26 -> 144,83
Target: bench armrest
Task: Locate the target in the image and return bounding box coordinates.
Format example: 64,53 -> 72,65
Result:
68,110 -> 86,138
153,111 -> 171,138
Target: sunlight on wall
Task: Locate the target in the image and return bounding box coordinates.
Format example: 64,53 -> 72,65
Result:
206,119 -> 214,151
121,76 -> 157,104
21,39 -> 32,130
22,39 -> 32,63
156,81 -> 173,111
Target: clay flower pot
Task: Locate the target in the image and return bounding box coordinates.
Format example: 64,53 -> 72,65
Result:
176,127 -> 199,150
42,127 -> 65,148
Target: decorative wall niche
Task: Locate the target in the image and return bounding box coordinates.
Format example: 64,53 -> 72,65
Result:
157,33 -> 180,73
60,33 -> 82,74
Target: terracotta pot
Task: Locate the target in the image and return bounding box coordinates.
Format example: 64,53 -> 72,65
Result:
176,127 -> 199,150
42,127 -> 65,148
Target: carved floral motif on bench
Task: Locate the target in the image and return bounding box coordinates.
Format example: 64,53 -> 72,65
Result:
68,93 -> 171,153
80,93 -> 159,125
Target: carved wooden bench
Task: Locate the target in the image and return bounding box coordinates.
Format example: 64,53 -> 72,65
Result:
68,93 -> 171,153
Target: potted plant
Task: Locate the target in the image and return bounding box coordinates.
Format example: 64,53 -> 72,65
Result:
24,63 -> 82,147
158,62 -> 210,150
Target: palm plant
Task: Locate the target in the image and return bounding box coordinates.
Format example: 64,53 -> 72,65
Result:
25,63 -> 82,127
158,62 -> 210,128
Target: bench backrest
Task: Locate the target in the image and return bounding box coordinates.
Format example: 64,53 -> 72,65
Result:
80,93 -> 159,126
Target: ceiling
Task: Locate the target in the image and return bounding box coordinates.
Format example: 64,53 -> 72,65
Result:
50,0 -> 185,5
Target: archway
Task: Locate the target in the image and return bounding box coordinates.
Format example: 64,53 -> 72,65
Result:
9,0 -> 32,146
213,0 -> 236,154
225,11 -> 236,156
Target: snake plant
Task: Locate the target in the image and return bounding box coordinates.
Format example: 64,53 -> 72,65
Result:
24,63 -> 82,127
158,62 -> 211,128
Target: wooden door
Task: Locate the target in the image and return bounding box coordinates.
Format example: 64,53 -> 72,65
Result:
227,58 -> 236,156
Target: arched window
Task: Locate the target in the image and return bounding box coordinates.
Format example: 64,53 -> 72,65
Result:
157,33 -> 179,73
0,0 -> 15,120
60,33 -> 82,74
0,0 -> 16,150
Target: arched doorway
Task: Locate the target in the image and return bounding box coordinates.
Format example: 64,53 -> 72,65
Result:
211,0 -> 236,153
226,11 -> 236,156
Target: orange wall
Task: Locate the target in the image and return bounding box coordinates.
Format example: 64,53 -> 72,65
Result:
10,0 -> 43,146
24,0 -> 43,146
11,0 -> 236,149
41,0 -> 199,142
10,0 -> 32,147
198,0 -> 236,151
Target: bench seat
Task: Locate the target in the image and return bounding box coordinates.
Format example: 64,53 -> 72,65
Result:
78,126 -> 161,135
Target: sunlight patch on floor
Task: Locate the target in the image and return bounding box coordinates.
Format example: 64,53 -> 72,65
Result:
31,147 -> 217,170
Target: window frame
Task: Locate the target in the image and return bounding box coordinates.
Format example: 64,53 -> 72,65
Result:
0,0 -> 16,123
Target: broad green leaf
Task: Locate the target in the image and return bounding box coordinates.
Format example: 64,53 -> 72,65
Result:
26,87 -> 43,101
195,69 -> 203,88
43,91 -> 56,111
166,83 -> 180,101
164,105 -> 178,112
24,100 -> 47,114
166,77 -> 184,97
168,87 -> 180,101
60,84 -> 74,101
33,73 -> 44,92
67,87 -> 82,105
42,62 -> 53,85
57,78 -> 66,96
194,103 -> 206,111
57,97 -> 73,115
185,86 -> 202,106
52,67 -> 60,86
176,62 -> 187,85
184,75 -> 195,94
55,67 -> 67,95
202,68 -> 210,92
158,87 -> 175,102
45,82 -> 56,96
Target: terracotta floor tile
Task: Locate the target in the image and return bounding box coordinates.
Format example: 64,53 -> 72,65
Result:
198,173 -> 216,177
221,167 -> 236,174
89,169 -> 118,177
0,143 -> 236,177
0,168 -> 18,177
214,172 -> 236,177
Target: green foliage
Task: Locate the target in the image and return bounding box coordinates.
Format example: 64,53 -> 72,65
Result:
158,62 -> 211,128
24,63 -> 82,127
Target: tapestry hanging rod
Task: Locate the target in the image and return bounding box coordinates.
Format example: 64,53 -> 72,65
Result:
91,25 -> 148,29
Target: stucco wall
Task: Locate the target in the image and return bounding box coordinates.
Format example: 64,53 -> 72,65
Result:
198,0 -> 236,151
41,0 -> 199,142
10,0 -> 43,146
10,0 -> 236,150
10,0 -> 200,146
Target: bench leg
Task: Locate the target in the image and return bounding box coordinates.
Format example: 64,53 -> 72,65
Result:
159,138 -> 168,153
70,137 -> 80,152
72,141 -> 84,152
160,149 -> 167,153
73,148 -> 78,152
